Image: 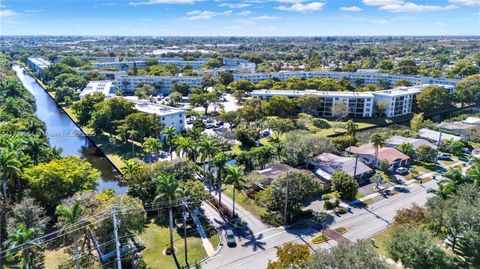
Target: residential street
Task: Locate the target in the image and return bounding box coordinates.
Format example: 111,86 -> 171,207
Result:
202,179 -> 439,269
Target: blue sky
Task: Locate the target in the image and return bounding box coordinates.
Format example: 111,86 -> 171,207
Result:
1,0 -> 479,36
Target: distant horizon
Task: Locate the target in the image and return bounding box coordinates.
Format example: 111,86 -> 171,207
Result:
1,0 -> 479,36
1,34 -> 480,38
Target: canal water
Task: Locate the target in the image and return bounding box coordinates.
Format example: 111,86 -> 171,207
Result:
13,65 -> 127,194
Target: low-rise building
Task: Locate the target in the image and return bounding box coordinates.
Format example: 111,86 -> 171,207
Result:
385,135 -> 437,150
27,57 -> 51,77
346,144 -> 410,170
79,80 -> 116,99
309,153 -> 373,181
123,96 -> 186,134
418,128 -> 463,143
462,117 -> 480,126
437,122 -> 480,138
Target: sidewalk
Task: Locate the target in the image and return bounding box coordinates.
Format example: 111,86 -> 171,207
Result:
192,209 -> 216,256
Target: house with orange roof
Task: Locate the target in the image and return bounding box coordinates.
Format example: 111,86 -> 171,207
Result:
346,143 -> 410,170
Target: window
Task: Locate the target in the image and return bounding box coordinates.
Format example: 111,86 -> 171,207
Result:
162,117 -> 165,120
180,120 -> 182,123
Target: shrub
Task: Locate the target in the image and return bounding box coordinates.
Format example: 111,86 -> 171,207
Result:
311,234 -> 329,244
336,207 -> 348,214
324,199 -> 339,210
261,211 -> 283,226
312,118 -> 331,129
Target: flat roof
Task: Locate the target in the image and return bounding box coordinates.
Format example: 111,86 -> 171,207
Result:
28,57 -> 51,68
123,96 -> 185,116
418,128 -> 462,142
80,80 -> 114,97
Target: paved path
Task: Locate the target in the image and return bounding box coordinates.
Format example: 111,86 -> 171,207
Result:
192,209 -> 216,256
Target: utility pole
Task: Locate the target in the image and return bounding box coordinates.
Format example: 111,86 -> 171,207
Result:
284,177 -> 289,224
182,199 -> 189,268
112,207 -> 122,269
435,132 -> 442,162
353,154 -> 359,179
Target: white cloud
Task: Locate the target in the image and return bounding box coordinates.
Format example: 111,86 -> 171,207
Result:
218,3 -> 251,9
449,0 -> 480,6
363,0 -> 458,12
24,9 -> 44,13
371,19 -> 390,24
238,10 -> 253,16
276,2 -> 325,12
380,3 -> 457,12
434,21 -> 446,26
340,6 -> 363,12
101,3 -> 118,6
129,0 -> 200,6
185,9 -> 232,20
0,9 -> 19,18
253,15 -> 280,19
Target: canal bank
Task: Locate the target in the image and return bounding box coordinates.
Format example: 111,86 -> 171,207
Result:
13,64 -> 127,194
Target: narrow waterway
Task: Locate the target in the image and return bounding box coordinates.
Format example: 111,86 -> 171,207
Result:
13,65 -> 127,194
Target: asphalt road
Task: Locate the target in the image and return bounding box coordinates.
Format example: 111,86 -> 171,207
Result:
202,179 -> 439,269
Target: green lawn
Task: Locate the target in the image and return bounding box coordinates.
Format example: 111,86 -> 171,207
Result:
411,162 -> 442,174
139,219 -> 218,269
222,185 -> 268,220
371,227 -> 393,257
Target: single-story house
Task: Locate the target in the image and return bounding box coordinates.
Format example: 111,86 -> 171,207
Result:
346,143 -> 410,170
252,163 -> 323,188
385,135 -> 437,150
462,117 -> 480,126
309,153 -> 373,181
437,122 -> 480,138
418,128 -> 463,143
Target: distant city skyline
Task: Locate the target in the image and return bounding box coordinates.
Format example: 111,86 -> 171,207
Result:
1,0 -> 479,36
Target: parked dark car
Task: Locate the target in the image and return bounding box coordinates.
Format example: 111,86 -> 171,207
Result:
215,121 -> 224,127
205,123 -> 214,129
225,229 -> 236,247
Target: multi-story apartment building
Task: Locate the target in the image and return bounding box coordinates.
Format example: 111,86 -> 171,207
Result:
114,75 -> 202,95
251,84 -> 442,118
27,57 -> 51,77
234,71 -> 458,88
251,89 -> 374,117
91,61 -> 148,70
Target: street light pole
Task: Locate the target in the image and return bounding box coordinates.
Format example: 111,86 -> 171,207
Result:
353,154 -> 359,179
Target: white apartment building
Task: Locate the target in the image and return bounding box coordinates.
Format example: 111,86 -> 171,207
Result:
251,89 -> 374,117
234,71 -> 458,87
123,96 -> 186,134
251,84 -> 437,118
27,57 -> 51,77
79,80 -> 116,99
91,61 -> 148,70
115,75 -> 202,95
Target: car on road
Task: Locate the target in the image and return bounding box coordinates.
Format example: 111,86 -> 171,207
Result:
396,167 -> 409,175
437,152 -> 451,160
225,229 -> 236,247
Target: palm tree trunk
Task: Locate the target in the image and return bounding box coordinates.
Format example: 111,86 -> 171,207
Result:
74,236 -> 80,269
23,247 -> 29,269
374,146 -> 379,169
169,206 -> 174,253
218,170 -> 222,205
232,188 -> 236,217
2,180 -> 7,201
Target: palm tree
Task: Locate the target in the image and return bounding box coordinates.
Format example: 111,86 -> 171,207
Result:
256,146 -> 274,169
23,136 -> 49,165
163,126 -> 177,160
224,166 -> 246,217
428,182 -> 453,199
55,200 -> 83,269
8,223 -> 38,269
445,167 -> 467,187
0,148 -> 22,201
127,130 -> 139,155
24,118 -> 44,136
344,119 -> 358,136
212,153 -> 229,204
154,174 -> 181,254
143,137 -> 162,155
467,163 -> 480,186
122,159 -> 141,180
199,137 -> 220,167
175,136 -> 197,161
370,132 -> 386,169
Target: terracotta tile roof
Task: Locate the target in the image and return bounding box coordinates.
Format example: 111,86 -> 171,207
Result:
346,144 -> 410,164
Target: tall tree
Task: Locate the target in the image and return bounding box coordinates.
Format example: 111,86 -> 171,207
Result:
224,166 -> 246,217
212,153 -> 229,204
370,132 -> 386,169
154,174 -> 180,254
55,200 -> 84,269
163,126 -> 177,160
